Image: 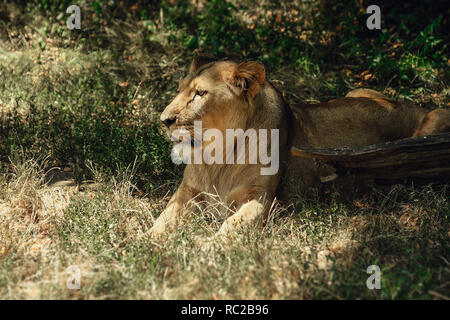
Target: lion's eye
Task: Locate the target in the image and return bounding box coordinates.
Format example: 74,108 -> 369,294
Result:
195,89 -> 207,97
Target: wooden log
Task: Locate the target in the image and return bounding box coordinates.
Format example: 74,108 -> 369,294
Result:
290,133 -> 450,181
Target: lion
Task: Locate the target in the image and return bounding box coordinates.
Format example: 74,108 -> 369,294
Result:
148,54 -> 450,239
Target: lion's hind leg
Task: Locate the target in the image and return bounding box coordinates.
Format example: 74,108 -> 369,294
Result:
413,108 -> 450,137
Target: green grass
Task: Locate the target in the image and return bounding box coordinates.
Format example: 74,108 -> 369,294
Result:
0,0 -> 449,299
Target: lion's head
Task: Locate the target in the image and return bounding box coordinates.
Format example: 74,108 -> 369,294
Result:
160,55 -> 266,145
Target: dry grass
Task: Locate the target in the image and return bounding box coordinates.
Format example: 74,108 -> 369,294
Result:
0,153 -> 448,299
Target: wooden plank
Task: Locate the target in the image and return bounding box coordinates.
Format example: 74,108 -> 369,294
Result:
290,133 -> 450,181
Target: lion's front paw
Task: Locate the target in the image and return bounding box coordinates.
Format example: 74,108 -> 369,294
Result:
216,219 -> 239,241
147,221 -> 167,240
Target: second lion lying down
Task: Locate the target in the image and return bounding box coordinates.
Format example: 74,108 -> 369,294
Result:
149,55 -> 450,238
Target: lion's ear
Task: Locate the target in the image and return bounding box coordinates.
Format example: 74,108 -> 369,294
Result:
189,54 -> 217,73
229,61 -> 266,98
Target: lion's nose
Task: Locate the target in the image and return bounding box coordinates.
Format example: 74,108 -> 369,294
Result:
161,114 -> 177,128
